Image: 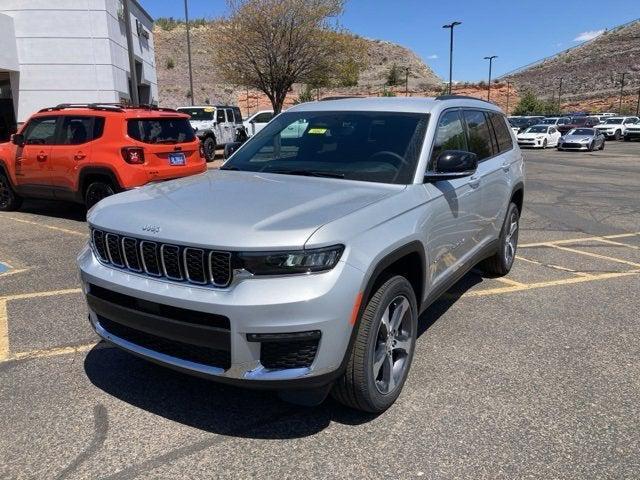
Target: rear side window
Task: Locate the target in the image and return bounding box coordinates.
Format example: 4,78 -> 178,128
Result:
463,110 -> 494,160
232,107 -> 243,123
177,108 -> 214,121
488,112 -> 514,153
253,112 -> 274,123
23,116 -> 58,145
127,118 -> 196,144
60,116 -> 105,145
216,109 -> 226,123
430,109 -> 467,167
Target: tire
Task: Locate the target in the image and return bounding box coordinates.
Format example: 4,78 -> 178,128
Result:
332,276 -> 418,413
202,137 -> 216,162
84,181 -> 115,209
478,202 -> 520,276
0,173 -> 22,211
600,140 -> 605,150
542,139 -> 547,149
614,130 -> 622,141
588,141 -> 594,152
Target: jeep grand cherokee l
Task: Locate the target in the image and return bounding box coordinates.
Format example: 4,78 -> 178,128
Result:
0,103 -> 206,211
78,96 -> 525,413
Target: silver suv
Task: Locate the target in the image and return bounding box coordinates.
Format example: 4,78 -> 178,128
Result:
78,96 -> 524,413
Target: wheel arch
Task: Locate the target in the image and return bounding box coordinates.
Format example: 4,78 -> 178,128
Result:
510,182 -> 524,214
78,167 -> 121,200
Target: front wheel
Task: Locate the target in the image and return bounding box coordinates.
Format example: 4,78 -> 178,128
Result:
332,276 -> 418,413
0,173 -> 22,211
478,202 -> 520,276
614,130 -> 622,141
542,139 -> 547,149
202,137 -> 216,162
85,181 -> 115,209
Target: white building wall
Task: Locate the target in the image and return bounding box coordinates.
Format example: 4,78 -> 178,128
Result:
0,0 -> 157,122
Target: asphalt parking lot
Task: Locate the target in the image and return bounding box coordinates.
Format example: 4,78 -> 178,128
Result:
1,141 -> 639,479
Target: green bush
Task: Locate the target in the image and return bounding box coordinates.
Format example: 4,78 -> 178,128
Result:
165,57 -> 175,69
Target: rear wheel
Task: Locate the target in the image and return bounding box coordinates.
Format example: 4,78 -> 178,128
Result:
614,130 -> 622,141
85,181 -> 115,209
588,141 -> 594,151
479,202 -> 520,276
202,137 -> 216,162
0,173 -> 22,211
332,276 -> 417,413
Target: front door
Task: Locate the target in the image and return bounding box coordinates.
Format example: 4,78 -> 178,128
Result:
14,116 -> 58,196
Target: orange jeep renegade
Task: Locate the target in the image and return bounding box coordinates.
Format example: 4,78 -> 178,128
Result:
0,103 -> 206,211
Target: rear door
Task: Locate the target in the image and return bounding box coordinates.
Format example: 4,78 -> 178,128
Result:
250,111 -> 274,136
49,115 -> 103,197
126,116 -> 200,181
14,116 -> 58,196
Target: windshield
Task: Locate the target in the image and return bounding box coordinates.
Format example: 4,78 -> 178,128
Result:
604,118 -> 623,124
525,126 -> 548,133
540,119 -> 557,124
570,117 -> 587,125
570,128 -> 594,136
127,118 -> 196,144
221,111 -> 429,184
177,108 -> 214,121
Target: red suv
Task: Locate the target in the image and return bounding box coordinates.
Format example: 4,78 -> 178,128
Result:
0,103 -> 206,211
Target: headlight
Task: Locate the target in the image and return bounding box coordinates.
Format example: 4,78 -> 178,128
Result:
580,138 -> 590,142
536,136 -> 544,139
238,245 -> 344,275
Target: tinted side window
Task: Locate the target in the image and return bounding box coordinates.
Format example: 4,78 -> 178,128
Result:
488,112 -> 513,153
127,118 -> 196,144
254,112 -> 274,123
23,117 -> 58,145
225,109 -> 234,123
59,116 -> 105,145
216,109 -> 226,123
463,110 -> 493,160
232,107 -> 243,123
430,109 -> 467,167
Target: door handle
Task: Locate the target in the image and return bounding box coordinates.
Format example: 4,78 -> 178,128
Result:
36,152 -> 48,162
74,152 -> 86,161
469,175 -> 480,189
501,161 -> 511,172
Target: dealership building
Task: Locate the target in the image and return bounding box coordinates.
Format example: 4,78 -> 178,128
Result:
0,0 -> 157,139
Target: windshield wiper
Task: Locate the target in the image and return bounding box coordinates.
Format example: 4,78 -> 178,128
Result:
266,169 -> 345,179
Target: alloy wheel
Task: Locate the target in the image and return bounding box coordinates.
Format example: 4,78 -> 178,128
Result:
504,211 -> 519,266
372,295 -> 413,395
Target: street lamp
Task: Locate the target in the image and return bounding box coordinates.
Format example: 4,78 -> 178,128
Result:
484,55 -> 497,101
442,21 -> 461,95
506,80 -> 513,114
185,0 -> 195,106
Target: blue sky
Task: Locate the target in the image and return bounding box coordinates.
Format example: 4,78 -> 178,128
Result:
139,0 -> 638,81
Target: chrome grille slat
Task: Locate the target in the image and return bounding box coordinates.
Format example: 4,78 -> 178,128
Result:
90,228 -> 232,288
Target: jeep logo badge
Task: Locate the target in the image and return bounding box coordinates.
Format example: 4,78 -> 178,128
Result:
142,225 -> 161,234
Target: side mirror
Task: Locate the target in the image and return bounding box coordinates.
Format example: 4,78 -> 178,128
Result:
224,142 -> 242,159
424,150 -> 478,181
11,133 -> 24,147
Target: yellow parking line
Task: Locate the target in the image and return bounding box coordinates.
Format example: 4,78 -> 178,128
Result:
520,232 -> 640,248
0,268 -> 30,278
0,300 -> 8,361
516,255 -> 592,277
494,277 -> 527,287
8,342 -> 105,362
464,270 -> 639,298
549,245 -> 640,268
1,216 -> 87,237
0,288 -> 82,302
592,237 -> 639,250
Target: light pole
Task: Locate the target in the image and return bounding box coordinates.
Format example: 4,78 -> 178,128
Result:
184,0 -> 195,106
618,72 -> 627,113
442,21 -> 461,95
558,77 -> 563,112
404,67 -> 410,96
506,80 -> 513,114
636,85 -> 640,116
484,55 -> 497,101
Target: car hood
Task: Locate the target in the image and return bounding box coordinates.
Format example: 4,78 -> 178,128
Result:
517,132 -> 545,139
595,124 -> 618,129
88,170 -> 404,250
562,134 -> 593,140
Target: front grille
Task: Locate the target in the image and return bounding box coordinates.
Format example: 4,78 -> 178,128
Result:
561,142 -> 583,148
90,228 -> 232,287
260,338 -> 320,369
98,315 -> 231,369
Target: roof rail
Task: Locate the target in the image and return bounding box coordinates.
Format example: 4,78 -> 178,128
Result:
435,95 -> 494,104
37,103 -> 178,113
319,96 -> 361,101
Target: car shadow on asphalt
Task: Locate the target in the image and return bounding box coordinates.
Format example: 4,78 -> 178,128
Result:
83,271 -> 484,438
19,199 -> 87,222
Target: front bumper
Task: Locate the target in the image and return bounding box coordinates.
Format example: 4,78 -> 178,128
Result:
557,142 -> 590,150
624,131 -> 640,139
77,245 -> 363,388
517,139 -> 544,148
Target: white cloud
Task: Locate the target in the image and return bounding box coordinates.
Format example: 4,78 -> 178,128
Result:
427,54 -> 439,59
573,29 -> 604,42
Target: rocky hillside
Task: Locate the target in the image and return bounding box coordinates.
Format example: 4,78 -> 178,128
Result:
504,19 -> 640,107
153,21 -> 441,110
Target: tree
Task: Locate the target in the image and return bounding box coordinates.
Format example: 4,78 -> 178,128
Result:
213,0 -> 347,113
387,63 -> 400,86
513,91 -> 544,115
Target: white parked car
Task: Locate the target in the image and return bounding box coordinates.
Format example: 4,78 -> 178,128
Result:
516,124 -> 561,148
594,116 -> 639,140
243,110 -> 274,137
540,117 -> 571,126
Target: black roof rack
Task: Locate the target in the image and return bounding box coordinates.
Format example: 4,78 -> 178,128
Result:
435,95 -> 494,104
38,103 -> 178,113
319,96 -> 360,101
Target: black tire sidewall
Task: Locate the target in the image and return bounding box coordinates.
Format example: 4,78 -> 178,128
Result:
0,174 -> 20,211
203,137 -> 216,162
85,181 -> 115,209
496,203 -> 520,273
359,276 -> 418,412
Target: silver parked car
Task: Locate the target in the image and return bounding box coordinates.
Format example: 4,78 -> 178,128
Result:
78,96 -> 525,413
557,127 -> 605,151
